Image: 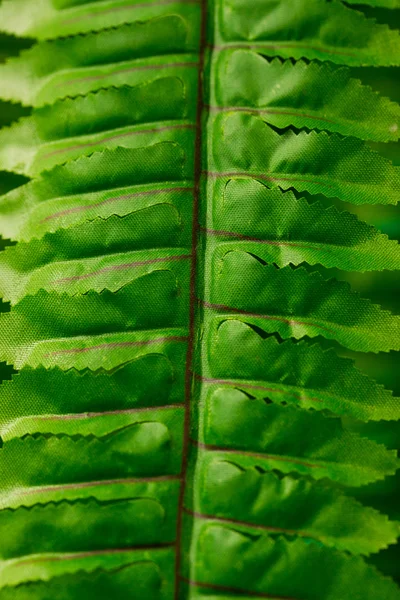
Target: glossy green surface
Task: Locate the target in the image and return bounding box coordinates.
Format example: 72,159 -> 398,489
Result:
0,0 -> 399,598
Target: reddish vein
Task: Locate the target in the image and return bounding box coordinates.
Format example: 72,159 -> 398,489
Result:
200,299 -> 336,334
183,507 -> 325,545
32,403 -> 184,421
205,170 -> 335,189
202,226 -> 327,251
192,439 -> 320,470
194,374 -> 323,404
53,253 -> 191,284
180,576 -> 301,600
43,124 -> 195,159
43,335 -> 188,358
17,543 -> 176,565
61,62 -> 199,87
42,186 -> 193,222
208,104 -> 338,125
23,474 -> 181,496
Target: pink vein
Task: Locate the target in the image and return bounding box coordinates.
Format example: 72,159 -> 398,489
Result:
201,299 -> 335,334
202,227 -> 326,251
30,403 -> 184,421
23,474 -> 181,496
16,543 -> 176,565
183,508 -> 324,544
43,335 -> 188,358
208,104 -> 338,125
53,253 -> 191,284
41,186 -> 193,223
181,576 -> 301,599
194,374 -> 323,404
61,61 -> 199,87
204,170 -> 334,189
192,439 -> 320,470
43,124 -> 195,159
211,41 -> 358,59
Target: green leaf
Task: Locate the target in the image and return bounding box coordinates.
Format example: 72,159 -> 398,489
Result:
0,561 -> 172,600
209,178 -> 400,271
0,144 -> 190,241
0,274 -> 189,366
0,549 -> 174,592
0,78 -> 195,175
209,112 -> 400,205
194,456 -> 400,555
2,327 -> 188,371
211,50 -> 400,141
0,408 -> 184,490
0,248 -> 192,304
0,0 -> 201,41
5,183 -> 194,244
0,493 -> 178,559
0,360 -> 182,435
0,15 -> 199,106
189,524 -> 400,599
199,387 -> 398,486
0,0 -> 400,596
204,320 -> 399,421
207,251 -> 400,352
215,0 -> 400,66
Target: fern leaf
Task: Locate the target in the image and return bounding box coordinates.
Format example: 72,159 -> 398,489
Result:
207,251 -> 400,352
195,455 -> 400,554
0,362 -> 182,431
5,183 -> 194,243
212,50 -> 400,141
0,276 -> 188,364
0,408 -> 184,488
205,320 -> 399,421
0,144 -> 190,241
0,493 -> 179,559
210,178 -> 400,271
0,0 -> 201,41
210,112 -> 400,204
0,561 -> 172,600
189,526 -> 400,599
199,386 -> 398,486
0,16 -> 199,106
0,548 -> 174,592
0,78 -> 194,175
216,0 -> 400,66
0,0 -> 400,597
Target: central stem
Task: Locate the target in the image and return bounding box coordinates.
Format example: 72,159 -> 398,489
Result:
174,0 -> 209,597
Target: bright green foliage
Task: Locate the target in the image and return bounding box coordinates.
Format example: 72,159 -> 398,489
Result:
190,525 -> 400,599
0,363 -> 181,434
206,320 -> 400,420
0,78 -> 193,175
200,387 -> 398,485
212,50 -> 400,141
215,0 -> 400,66
196,456 -> 400,554
0,0 -> 399,599
207,252 -> 400,352
0,14 -> 200,105
210,179 -> 400,270
0,560 -> 174,600
0,0 -> 200,40
210,113 -> 400,204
